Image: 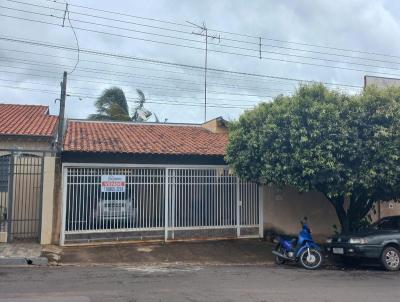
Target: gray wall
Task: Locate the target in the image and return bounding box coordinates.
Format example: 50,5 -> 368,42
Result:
262,185 -> 339,240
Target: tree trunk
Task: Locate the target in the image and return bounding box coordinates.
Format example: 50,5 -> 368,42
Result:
325,195 -> 349,233
334,204 -> 349,233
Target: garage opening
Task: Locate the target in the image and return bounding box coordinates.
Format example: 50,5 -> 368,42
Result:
61,165 -> 261,245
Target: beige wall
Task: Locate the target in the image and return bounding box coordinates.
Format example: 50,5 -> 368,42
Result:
202,117 -> 228,134
0,138 -> 52,150
370,201 -> 400,222
41,156 -> 56,244
262,185 -> 339,240
51,158 -> 62,245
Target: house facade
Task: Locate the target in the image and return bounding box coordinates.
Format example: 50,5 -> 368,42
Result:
56,117 -> 262,245
0,104 -> 342,246
0,104 -> 58,244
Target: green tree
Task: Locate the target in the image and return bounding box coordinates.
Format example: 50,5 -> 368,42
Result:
226,84 -> 400,232
89,87 -> 131,121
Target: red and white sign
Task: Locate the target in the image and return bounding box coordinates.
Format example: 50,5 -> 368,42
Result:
101,175 -> 126,192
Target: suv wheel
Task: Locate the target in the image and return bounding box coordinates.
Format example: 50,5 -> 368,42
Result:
381,247 -> 400,271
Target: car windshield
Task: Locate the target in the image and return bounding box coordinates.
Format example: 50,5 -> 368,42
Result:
372,217 -> 400,230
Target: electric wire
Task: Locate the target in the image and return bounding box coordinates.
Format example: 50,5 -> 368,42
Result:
0,35 -> 363,89
37,0 -> 400,60
1,8 -> 400,77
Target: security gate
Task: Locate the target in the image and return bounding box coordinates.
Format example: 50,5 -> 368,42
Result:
61,165 -> 262,245
0,150 -> 45,242
165,168 -> 260,240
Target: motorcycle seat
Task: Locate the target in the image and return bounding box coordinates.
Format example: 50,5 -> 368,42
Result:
279,235 -> 296,241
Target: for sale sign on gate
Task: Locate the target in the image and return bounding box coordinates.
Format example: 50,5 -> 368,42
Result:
101,175 -> 126,192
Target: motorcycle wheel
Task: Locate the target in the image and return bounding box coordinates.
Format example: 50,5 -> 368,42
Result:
274,244 -> 286,265
299,248 -> 323,270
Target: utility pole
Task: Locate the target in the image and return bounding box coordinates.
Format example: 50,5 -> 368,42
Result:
57,71 -> 67,152
188,21 -> 220,122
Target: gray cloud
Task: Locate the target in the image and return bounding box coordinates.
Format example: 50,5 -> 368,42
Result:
1,0 -> 399,123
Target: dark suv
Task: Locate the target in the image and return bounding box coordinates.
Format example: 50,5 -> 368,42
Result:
326,215 -> 400,271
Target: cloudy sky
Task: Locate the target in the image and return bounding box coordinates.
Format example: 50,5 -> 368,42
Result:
1,0 -> 400,123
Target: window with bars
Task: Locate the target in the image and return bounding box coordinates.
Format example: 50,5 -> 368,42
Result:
0,155 -> 10,192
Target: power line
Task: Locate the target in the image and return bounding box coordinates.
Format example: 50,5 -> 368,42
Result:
0,57 -> 291,98
0,65 -> 278,98
0,35 -> 363,89
0,55 -> 295,94
8,0 -> 400,67
2,7 -> 400,79
2,5 -> 400,74
62,1 -> 80,74
0,46 -> 309,89
0,77 -> 267,105
0,83 -> 254,109
36,0 -> 400,60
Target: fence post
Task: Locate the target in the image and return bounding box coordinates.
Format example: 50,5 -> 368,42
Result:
236,177 -> 240,237
40,155 -> 55,245
164,168 -> 169,242
6,152 -> 14,243
258,184 -> 264,238
60,166 -> 68,246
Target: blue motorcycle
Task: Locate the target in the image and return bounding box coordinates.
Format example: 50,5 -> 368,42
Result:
272,219 -> 323,269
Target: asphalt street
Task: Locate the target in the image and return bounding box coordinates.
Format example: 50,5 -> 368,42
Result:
0,265 -> 399,302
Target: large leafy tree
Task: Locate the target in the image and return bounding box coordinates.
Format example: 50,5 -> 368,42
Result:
89,87 -> 131,121
226,84 -> 400,232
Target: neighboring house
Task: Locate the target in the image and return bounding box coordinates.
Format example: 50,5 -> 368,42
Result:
0,104 -> 58,243
0,104 -> 57,149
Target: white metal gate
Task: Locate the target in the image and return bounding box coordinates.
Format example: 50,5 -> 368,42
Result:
61,165 -> 261,245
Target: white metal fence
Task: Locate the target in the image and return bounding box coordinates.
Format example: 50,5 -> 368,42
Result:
61,165 -> 261,245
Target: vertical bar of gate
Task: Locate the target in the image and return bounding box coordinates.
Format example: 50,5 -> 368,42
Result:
155,169 -> 158,228
37,154 -> 45,242
236,177 -> 240,238
60,167 -> 68,246
258,184 -> 263,238
164,168 -> 169,241
171,169 -> 175,239
83,168 -> 86,231
6,151 -> 15,242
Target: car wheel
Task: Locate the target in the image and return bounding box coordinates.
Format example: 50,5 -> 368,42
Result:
381,247 -> 400,271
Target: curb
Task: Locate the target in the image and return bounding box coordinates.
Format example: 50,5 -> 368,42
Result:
55,261 -> 276,268
0,256 -> 48,266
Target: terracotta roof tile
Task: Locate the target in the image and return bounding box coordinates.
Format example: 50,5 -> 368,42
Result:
0,104 -> 58,137
64,120 -> 228,156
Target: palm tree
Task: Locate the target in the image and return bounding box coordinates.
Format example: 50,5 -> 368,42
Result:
89,87 -> 131,121
131,89 -> 152,122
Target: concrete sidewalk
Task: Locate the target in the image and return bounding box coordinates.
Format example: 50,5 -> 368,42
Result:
58,239 -> 276,266
0,243 -> 48,266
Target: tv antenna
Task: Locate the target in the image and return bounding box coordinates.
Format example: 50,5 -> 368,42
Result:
187,21 -> 221,122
